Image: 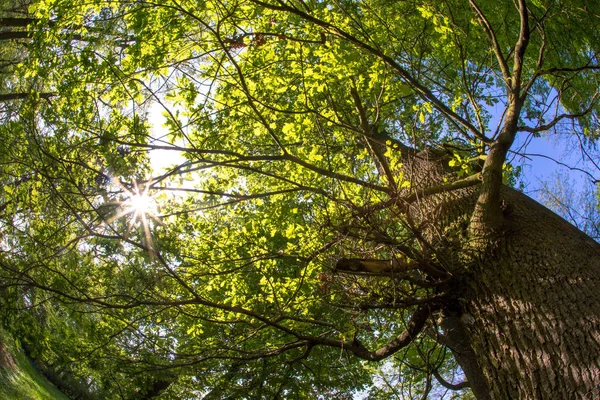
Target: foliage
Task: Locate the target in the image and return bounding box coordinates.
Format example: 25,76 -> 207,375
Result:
0,0 -> 599,398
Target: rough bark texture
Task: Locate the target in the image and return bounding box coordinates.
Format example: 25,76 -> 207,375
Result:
456,187 -> 600,399
442,314 -> 491,399
392,147 -> 600,398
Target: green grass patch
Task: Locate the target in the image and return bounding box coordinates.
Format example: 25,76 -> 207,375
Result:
0,333 -> 70,400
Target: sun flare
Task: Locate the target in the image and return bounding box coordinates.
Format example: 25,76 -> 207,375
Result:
104,179 -> 162,252
122,181 -> 160,227
126,190 -> 157,220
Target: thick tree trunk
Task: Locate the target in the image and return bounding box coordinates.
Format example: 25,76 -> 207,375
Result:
394,148 -> 600,397
452,187 -> 600,398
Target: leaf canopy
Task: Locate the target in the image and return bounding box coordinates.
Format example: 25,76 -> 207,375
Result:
1,0 -> 599,398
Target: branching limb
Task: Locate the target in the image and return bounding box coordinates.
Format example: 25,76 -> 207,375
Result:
513,0 -> 530,94
470,0 -> 531,231
10,257 -> 432,362
354,172 -> 482,216
335,257 -> 414,274
309,305 -> 432,361
285,342 -> 314,364
0,31 -> 30,40
537,64 -> 600,76
517,92 -> 598,134
284,153 -> 390,193
468,0 -> 511,85
433,369 -> 470,390
0,17 -> 37,27
510,150 -> 599,183
335,254 -> 448,281
248,0 -> 488,143
525,61 -> 600,99
0,92 -> 56,102
170,0 -> 288,154
349,83 -> 398,192
521,9 -> 550,97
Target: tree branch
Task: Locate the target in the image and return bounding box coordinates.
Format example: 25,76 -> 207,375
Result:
248,0 -> 487,143
0,92 -> 56,102
0,17 -> 37,28
0,31 -> 30,41
517,93 -> 598,134
335,257 -> 417,275
283,153 -> 390,193
433,369 -> 470,390
468,0 -> 511,85
334,256 -> 448,284
354,172 -> 482,216
9,257 -> 431,362
349,83 -> 398,192
513,0 -> 530,94
537,64 -> 600,76
525,62 -> 600,96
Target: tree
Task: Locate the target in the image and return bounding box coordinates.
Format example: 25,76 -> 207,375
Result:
537,171 -> 600,241
1,0 -> 600,398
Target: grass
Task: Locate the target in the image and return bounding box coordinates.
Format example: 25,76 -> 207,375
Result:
0,333 -> 70,400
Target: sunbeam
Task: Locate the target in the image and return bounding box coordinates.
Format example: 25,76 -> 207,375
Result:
103,179 -> 161,253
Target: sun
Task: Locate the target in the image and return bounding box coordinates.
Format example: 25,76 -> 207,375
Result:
98,178 -> 165,254
123,180 -> 160,228
105,179 -> 161,252
126,186 -> 157,221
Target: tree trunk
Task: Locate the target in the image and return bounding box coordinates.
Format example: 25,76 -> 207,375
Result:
450,187 -> 600,398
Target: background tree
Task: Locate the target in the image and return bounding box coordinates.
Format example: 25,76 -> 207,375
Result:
1,0 -> 600,398
536,171 -> 600,241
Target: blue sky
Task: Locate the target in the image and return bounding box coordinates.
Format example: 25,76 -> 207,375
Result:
512,131 -> 598,194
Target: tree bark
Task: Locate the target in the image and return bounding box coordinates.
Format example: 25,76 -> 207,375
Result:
0,31 -> 30,41
453,187 -> 600,398
384,139 -> 600,397
345,140 -> 600,397
0,17 -> 37,28
0,92 -> 55,102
